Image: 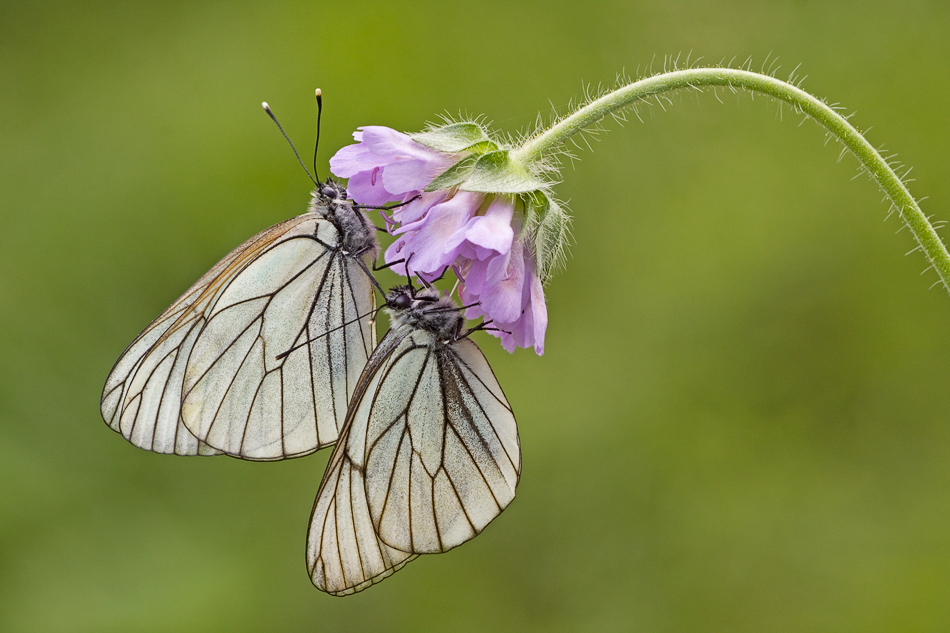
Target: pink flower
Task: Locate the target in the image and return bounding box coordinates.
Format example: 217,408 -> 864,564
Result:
329,126 -> 549,355
457,232 -> 548,355
329,127 -> 458,206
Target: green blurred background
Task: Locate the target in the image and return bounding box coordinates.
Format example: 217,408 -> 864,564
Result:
3,1 -> 950,631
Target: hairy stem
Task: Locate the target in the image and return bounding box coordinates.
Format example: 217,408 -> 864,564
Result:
512,68 -> 950,292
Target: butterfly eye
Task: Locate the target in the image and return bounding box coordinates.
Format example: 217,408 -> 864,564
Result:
391,293 -> 412,310
321,185 -> 338,199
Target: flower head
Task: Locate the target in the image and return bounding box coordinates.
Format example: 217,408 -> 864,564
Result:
330,122 -> 568,355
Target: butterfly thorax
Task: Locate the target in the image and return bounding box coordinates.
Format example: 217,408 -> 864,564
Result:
307,179 -> 379,259
385,286 -> 463,342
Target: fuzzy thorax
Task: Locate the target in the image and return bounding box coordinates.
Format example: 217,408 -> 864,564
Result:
385,286 -> 464,342
308,180 -> 379,259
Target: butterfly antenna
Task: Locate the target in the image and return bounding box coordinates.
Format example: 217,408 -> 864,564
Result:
423,301 -> 479,314
404,253 -> 416,292
312,88 -> 323,183
275,307 -> 377,360
262,101 -> 318,186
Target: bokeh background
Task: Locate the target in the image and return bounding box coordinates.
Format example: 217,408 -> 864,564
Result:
4,1 -> 950,631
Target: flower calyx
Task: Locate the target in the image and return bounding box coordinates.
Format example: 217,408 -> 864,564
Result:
413,121 -> 546,194
522,190 -> 570,283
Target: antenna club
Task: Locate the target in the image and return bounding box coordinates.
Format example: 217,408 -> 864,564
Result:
263,100 -> 319,186
315,88 -> 322,98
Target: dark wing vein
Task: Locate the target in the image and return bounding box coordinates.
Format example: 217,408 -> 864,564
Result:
442,352 -> 510,495
181,222 -> 377,459
307,328 -> 421,595
366,333 -> 519,555
100,213 -> 329,455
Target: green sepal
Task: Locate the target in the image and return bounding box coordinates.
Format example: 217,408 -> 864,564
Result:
427,150 -> 546,194
412,122 -> 496,153
462,140 -> 500,154
425,155 -> 477,191
522,191 -> 569,281
458,150 -> 547,194
521,191 -> 544,241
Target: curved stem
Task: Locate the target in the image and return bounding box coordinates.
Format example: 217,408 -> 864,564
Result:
512,68 -> 950,292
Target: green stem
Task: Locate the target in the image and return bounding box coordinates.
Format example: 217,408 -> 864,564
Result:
512,68 -> 950,292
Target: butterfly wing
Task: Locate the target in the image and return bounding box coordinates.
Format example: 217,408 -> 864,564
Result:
100,215 -> 320,455
306,433 -> 419,595
179,215 -> 376,460
307,328 -> 519,595
364,332 -> 520,553
307,329 -> 418,595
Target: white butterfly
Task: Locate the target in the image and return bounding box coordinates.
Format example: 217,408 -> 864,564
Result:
100,180 -> 379,460
307,285 -> 521,595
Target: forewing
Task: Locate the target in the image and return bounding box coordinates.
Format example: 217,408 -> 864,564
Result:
363,332 -> 520,555
181,217 -> 376,460
307,329 -> 419,595
100,215 -> 320,455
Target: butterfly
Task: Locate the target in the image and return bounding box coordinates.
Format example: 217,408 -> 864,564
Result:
100,179 -> 380,460
306,284 -> 521,595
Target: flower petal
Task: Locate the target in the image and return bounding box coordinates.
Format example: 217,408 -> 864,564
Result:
330,125 -> 462,205
464,196 -> 515,255
359,126 -> 435,159
459,241 -> 547,355
385,192 -> 482,276
327,143 -> 374,178
344,169 -> 395,206
382,156 -> 456,195
477,238 -> 526,324
388,191 -> 448,226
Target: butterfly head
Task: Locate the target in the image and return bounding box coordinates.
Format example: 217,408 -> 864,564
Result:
385,285 -> 464,342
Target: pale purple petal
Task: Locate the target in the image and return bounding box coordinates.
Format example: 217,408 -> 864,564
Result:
463,197 -> 515,256
327,143 -> 379,177
344,168 -> 395,206
459,256 -> 490,295
329,126 -> 460,205
384,237 -> 411,277
394,192 -> 482,274
459,241 -> 547,355
457,247 -> 510,296
360,126 -> 438,161
383,193 -> 453,277
444,198 -> 516,294
388,191 -> 448,226
382,156 -> 455,194
508,256 -> 547,354
474,238 -> 526,324
484,248 -> 514,287
528,272 -> 547,352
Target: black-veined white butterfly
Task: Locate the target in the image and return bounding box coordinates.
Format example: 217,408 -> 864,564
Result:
307,284 -> 521,595
99,179 -> 380,460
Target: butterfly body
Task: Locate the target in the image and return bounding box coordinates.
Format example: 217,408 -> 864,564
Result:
307,286 -> 520,595
310,181 -> 378,258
